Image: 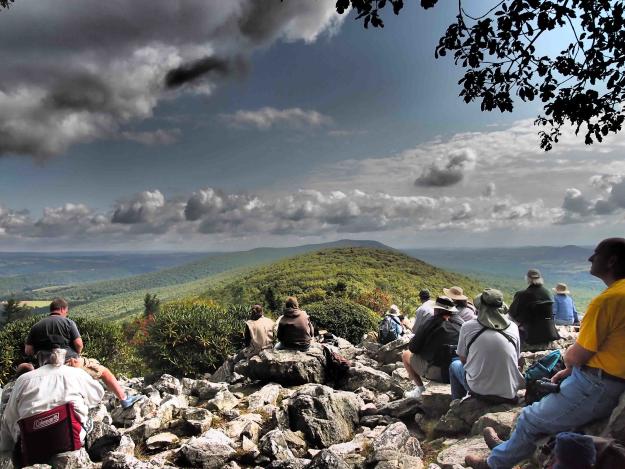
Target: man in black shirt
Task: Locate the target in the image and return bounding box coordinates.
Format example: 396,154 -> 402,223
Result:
25,298 -> 141,409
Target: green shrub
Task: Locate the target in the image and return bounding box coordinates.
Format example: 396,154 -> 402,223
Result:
305,298 -> 379,344
142,300 -> 248,377
0,314 -> 135,385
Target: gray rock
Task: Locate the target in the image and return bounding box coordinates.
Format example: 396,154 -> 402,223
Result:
602,389 -> 625,441
377,397 -> 421,420
224,414 -> 262,443
259,429 -> 295,461
235,348 -> 327,386
287,384 -> 363,448
342,364 -> 394,393
0,452 -> 13,469
207,390 -> 240,413
376,336 -> 411,365
265,460 -> 307,469
435,397 -> 517,436
195,380 -> 229,401
101,452 -> 162,469
471,409 -> 521,440
180,429 -> 236,469
85,419 -> 122,462
145,432 -> 179,451
306,449 -> 351,469
360,415 -> 399,428
436,436 -> 489,469
283,430 -> 308,458
247,384 -> 282,411
153,374 -> 182,396
210,356 -> 236,383
47,448 -> 94,469
420,383 -> 453,419
368,422 -> 423,462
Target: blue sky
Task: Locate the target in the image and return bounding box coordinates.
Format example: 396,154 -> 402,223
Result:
0,1 -> 623,250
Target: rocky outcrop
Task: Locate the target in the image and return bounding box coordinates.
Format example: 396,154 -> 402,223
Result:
234,348 -> 327,385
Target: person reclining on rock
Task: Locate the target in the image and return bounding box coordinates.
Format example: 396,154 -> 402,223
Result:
275,296 -> 314,352
508,268 -> 559,345
24,298 -> 141,409
449,288 -> 523,402
466,238 -> 625,469
243,304 -> 275,356
0,364 -> 34,422
402,296 -> 463,399
444,286 -> 476,322
0,348 -> 104,460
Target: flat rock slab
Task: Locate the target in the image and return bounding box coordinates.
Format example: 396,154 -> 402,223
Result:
436,436 -> 490,469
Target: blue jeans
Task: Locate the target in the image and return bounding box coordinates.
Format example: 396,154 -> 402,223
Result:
449,358 -> 468,400
488,366 -> 625,469
554,318 -> 574,326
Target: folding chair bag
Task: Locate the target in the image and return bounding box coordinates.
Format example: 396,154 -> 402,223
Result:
18,402 -> 82,466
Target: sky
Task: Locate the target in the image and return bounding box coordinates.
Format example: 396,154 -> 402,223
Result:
0,0 -> 623,251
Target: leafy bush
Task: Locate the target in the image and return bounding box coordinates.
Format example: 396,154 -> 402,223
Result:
0,314 -> 135,385
142,300 -> 249,377
305,298 -> 379,345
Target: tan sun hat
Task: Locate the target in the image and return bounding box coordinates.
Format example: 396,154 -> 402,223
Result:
434,296 -> 458,314
553,283 -> 570,295
443,286 -> 468,301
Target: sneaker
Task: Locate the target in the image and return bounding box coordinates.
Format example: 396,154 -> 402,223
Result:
483,426 -> 503,450
120,395 -> 143,409
465,454 -> 491,469
404,385 -> 426,399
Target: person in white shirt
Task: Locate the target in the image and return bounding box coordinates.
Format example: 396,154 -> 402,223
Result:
0,348 -> 105,453
449,288 -> 524,402
412,289 -> 436,333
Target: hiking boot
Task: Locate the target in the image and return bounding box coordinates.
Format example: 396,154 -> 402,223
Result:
404,385 -> 426,399
465,453 -> 490,469
483,426 -> 504,449
120,395 -> 143,409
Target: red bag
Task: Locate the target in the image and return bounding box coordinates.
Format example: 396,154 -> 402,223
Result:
18,402 -> 82,466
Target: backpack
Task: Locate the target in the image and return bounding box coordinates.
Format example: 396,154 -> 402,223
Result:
523,349 -> 565,405
322,344 -> 352,386
378,315 -> 403,345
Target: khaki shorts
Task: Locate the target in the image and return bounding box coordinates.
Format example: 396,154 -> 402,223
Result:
409,353 -> 443,382
73,357 -> 106,380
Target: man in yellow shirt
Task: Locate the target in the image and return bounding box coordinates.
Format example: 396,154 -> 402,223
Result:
466,238 -> 625,469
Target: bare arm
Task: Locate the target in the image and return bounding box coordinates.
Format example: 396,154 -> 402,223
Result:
72,337 -> 84,354
551,342 -> 595,383
24,344 -> 34,356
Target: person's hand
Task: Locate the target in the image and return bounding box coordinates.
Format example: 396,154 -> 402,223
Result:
551,367 -> 572,384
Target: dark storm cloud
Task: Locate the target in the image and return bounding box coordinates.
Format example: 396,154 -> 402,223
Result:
0,0 -> 343,158
414,148 -> 477,187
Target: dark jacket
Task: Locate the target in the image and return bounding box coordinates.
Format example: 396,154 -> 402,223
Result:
409,313 -> 463,368
509,284 -> 559,344
276,308 -> 314,350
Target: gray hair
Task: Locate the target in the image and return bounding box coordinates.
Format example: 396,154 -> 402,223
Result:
526,275 -> 544,286
37,348 -> 67,367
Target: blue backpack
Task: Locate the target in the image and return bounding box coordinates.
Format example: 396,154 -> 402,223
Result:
378,315 -> 403,345
524,349 -> 565,404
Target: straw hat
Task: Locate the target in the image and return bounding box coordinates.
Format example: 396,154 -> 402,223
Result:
474,288 -> 510,330
388,304 -> 400,315
443,286 -> 468,301
553,283 -> 571,295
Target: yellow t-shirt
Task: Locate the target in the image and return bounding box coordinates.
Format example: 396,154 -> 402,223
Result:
578,278 -> 625,378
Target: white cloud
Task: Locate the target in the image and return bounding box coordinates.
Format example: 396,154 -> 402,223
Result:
221,107 -> 333,130
120,128 -> 181,145
414,148 -> 477,187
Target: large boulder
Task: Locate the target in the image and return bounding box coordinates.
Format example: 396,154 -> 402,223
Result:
602,389 -> 625,442
419,383 -> 453,419
179,430 -> 236,469
376,336 -> 411,365
259,429 -> 295,461
306,450 -> 351,469
341,364 -> 395,393
287,384 -> 363,448
47,448 -> 95,469
436,436 -> 490,469
366,422 -> 423,466
471,409 -> 521,440
247,384 -> 283,411
434,397 -> 518,436
235,348 -> 327,386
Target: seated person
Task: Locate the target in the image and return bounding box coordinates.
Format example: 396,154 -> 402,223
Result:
412,289 -> 435,333
0,348 -> 104,458
552,283 -> 580,326
243,304 -> 275,355
444,286 -> 477,322
378,304 -> 409,345
275,296 -> 314,352
25,298 -> 141,409
508,269 -> 559,344
0,364 -> 34,420
402,296 -> 463,398
449,288 -> 524,402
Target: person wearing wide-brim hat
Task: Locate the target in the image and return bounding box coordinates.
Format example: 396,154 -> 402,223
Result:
402,296 -> 463,399
552,283 -> 580,326
449,288 -> 524,403
444,286 -> 477,322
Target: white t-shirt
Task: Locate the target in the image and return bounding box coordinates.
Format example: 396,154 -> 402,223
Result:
456,319 -> 524,399
0,364 -> 104,450
412,300 -> 435,333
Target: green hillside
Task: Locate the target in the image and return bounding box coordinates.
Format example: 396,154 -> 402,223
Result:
201,247 -> 484,315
